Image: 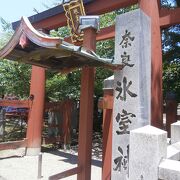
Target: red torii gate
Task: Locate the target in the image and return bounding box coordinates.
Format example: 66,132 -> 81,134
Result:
12,0 -> 179,128
3,0 -> 180,180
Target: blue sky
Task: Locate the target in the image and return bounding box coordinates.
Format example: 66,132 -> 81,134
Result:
0,0 -> 54,32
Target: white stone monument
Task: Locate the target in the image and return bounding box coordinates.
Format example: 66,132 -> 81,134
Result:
111,9 -> 151,179
129,125 -> 167,180
171,121 -> 180,144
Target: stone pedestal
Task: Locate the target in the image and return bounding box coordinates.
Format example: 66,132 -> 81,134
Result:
129,125 -> 167,180
159,159 -> 180,180
171,121 -> 180,144
26,147 -> 41,156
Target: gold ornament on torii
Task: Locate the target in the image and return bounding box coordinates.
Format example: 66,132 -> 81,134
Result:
63,0 -> 86,43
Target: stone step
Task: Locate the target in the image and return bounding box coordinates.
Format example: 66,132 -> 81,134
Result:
159,159 -> 180,180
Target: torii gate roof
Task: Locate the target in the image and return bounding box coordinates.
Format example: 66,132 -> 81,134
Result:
0,17 -> 118,72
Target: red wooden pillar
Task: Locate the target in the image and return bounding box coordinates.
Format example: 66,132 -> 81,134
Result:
62,100 -> 73,147
26,66 -> 45,155
165,94 -> 177,137
139,0 -> 163,128
77,28 -> 96,180
102,89 -> 113,180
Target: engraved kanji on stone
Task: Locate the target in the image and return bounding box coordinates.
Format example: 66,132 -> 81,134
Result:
121,51 -> 134,67
116,76 -> 137,101
113,145 -> 129,172
116,109 -> 136,135
120,29 -> 135,48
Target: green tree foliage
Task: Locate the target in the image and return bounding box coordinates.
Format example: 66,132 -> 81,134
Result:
46,71 -> 81,101
0,1 -> 179,102
161,0 -> 180,101
0,18 -> 31,98
0,60 -> 31,98
162,25 -> 180,100
0,18 -> 13,47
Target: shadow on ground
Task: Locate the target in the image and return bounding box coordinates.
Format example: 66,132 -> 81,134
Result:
48,150 -> 102,167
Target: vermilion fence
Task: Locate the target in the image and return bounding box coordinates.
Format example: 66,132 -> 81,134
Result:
0,99 -> 75,150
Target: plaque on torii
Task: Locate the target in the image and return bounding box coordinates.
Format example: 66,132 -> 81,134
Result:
63,0 -> 86,43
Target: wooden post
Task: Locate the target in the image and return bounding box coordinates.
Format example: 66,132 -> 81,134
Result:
165,93 -> 177,138
0,109 -> 5,141
77,27 -> 96,180
38,153 -> 43,179
26,66 -> 45,155
102,89 -> 113,180
139,0 -> 163,128
62,100 -> 72,148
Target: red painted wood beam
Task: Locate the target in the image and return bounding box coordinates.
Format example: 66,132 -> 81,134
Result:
0,100 -> 71,111
139,0 -> 163,128
97,7 -> 180,40
0,100 -> 30,108
62,100 -> 73,146
85,0 -> 138,15
64,6 -> 179,43
96,25 -> 115,41
166,99 -> 177,137
160,8 -> 180,28
33,13 -> 66,30
64,25 -> 115,44
33,0 -> 138,30
102,89 -> 113,180
96,8 -> 180,41
77,28 -> 96,180
45,102 -> 63,110
158,0 -> 161,10
0,138 -> 28,151
26,66 -> 46,155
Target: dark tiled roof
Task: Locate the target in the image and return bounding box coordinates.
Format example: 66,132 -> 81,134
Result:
12,0 -> 94,30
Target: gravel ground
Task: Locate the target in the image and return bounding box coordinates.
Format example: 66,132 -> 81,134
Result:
0,149 -> 102,180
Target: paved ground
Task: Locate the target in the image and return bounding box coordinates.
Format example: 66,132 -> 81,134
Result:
0,150 -> 102,180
